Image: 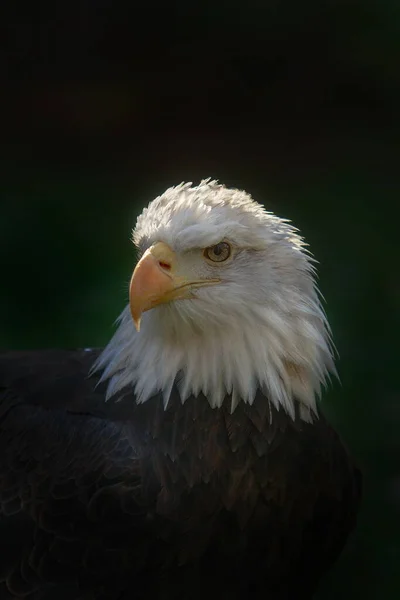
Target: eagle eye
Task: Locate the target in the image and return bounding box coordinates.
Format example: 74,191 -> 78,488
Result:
204,242 -> 231,263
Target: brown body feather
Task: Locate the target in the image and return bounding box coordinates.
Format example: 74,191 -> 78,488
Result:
0,349 -> 361,600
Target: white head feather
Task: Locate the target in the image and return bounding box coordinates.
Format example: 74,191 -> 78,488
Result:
94,179 -> 336,422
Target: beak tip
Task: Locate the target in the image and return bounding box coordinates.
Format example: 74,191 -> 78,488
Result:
133,317 -> 141,332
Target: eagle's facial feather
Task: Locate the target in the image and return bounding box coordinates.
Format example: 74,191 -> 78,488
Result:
94,179 -> 336,422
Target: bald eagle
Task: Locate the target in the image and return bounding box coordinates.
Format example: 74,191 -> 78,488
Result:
0,180 -> 360,600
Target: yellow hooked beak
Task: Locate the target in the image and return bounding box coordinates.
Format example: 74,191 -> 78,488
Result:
129,242 -> 219,331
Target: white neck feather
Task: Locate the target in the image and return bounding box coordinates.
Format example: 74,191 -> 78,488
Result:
93,293 -> 336,423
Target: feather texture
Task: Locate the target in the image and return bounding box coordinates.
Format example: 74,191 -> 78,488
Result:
95,180 -> 336,418
0,349 -> 361,600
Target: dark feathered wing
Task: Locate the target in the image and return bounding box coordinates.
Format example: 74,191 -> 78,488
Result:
0,350 -> 155,600
0,350 -> 361,600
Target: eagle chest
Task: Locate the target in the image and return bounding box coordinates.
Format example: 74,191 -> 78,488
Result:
134,396 -> 298,537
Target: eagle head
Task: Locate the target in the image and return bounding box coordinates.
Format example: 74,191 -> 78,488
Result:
95,180 -> 336,421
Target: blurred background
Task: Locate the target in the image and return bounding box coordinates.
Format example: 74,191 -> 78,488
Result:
1,0 -> 399,597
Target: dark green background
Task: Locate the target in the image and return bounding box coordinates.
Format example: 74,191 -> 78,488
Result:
1,1 -> 399,598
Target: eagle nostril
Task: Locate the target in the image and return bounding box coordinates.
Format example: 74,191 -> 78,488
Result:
158,261 -> 171,271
